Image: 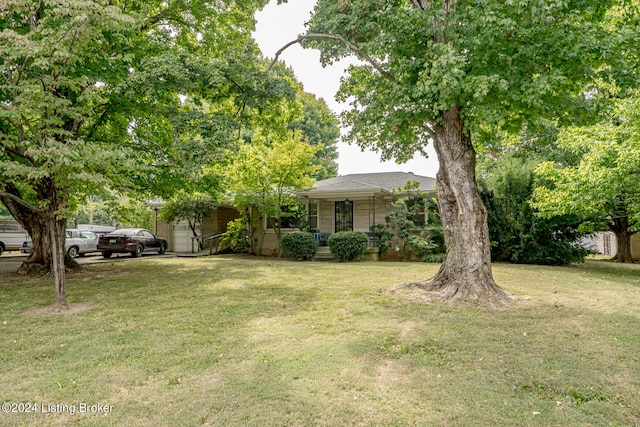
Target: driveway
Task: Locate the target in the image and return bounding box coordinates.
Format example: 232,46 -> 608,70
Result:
0,252 -> 28,274
0,252 -> 176,275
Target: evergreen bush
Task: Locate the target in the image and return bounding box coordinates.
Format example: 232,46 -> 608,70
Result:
328,231 -> 369,262
281,231 -> 316,260
479,155 -> 589,266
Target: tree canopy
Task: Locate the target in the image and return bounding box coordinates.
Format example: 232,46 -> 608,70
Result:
296,0 -> 640,305
532,94 -> 640,262
289,91 -> 340,180
0,0 -> 281,310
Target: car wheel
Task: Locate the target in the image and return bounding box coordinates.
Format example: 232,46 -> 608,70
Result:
158,242 -> 167,255
0,245 -> 4,256
102,251 -> 112,259
131,244 -> 143,258
67,246 -> 79,258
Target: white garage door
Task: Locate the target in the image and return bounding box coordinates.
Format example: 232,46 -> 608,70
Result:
172,222 -> 200,252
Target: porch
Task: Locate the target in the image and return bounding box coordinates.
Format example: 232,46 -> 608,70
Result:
304,195 -> 390,251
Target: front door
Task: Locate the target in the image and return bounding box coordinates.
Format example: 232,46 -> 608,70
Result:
335,200 -> 353,232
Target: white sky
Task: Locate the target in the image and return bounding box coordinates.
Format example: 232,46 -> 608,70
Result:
253,0 -> 439,178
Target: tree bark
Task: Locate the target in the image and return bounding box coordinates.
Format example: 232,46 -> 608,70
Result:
610,216 -> 635,263
49,214 -> 69,312
188,220 -> 203,251
409,104 -> 511,306
1,185 -> 79,275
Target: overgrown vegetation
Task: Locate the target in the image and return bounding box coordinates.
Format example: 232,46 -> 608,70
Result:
1,257 -> 639,426
219,216 -> 251,254
374,181 -> 445,262
479,155 -> 590,265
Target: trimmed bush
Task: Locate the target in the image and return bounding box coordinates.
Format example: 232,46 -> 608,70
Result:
281,231 -> 316,260
328,231 -> 369,262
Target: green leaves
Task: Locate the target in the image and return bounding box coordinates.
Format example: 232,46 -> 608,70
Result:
532,95 -> 640,232
223,129 -> 320,212
159,190 -> 218,226
307,0 -> 637,160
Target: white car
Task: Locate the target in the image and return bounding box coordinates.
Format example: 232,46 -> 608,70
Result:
21,229 -> 101,258
0,221 -> 29,256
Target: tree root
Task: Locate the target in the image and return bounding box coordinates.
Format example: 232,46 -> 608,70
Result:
392,277 -> 513,309
16,259 -> 82,275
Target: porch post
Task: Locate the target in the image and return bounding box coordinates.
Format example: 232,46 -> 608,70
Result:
372,195 -> 376,248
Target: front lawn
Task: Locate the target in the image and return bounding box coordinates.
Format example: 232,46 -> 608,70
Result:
1,257 -> 639,426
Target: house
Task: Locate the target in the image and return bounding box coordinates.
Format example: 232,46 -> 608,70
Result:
153,172 -> 437,257
585,232 -> 640,259
151,202 -> 242,252
292,172 -> 437,259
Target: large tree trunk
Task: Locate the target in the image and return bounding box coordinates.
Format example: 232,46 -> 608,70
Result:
409,105 -> 511,306
610,216 -> 635,263
2,183 -> 76,312
17,211 -> 53,275
1,184 -> 79,275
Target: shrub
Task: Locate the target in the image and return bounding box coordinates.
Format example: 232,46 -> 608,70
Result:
422,253 -> 446,263
220,217 -> 250,253
373,183 -> 445,262
328,231 -> 369,262
406,235 -> 436,259
478,155 -> 590,266
281,231 -> 316,260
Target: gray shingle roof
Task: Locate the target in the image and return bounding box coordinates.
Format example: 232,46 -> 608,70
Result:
298,172 -> 436,196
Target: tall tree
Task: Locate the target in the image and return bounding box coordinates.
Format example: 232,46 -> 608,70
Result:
289,91 -> 340,180
223,129 -> 319,256
532,95 -> 640,263
273,0 -> 639,305
0,0 -> 272,311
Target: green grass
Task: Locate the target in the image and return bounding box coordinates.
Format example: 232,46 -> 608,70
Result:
1,257 -> 639,426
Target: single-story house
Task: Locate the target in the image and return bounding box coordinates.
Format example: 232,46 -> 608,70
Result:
264,171 -> 437,259
297,170 -> 436,232
153,172 -> 437,256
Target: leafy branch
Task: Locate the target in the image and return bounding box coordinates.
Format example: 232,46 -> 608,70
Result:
268,33 -> 395,82
267,33 -> 436,138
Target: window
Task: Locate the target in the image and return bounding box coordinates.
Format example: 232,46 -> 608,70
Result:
308,202 -> 318,230
267,205 -> 300,230
406,197 -> 426,227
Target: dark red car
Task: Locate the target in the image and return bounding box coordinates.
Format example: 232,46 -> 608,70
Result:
97,228 -> 168,258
